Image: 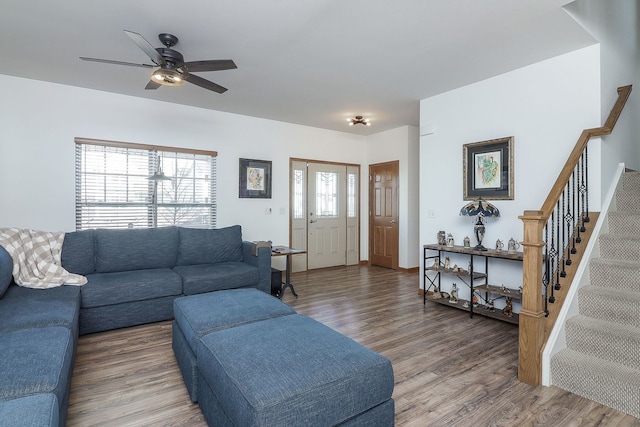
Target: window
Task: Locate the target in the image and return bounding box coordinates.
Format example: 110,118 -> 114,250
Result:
347,172 -> 357,218
293,168 -> 305,219
75,138 -> 217,230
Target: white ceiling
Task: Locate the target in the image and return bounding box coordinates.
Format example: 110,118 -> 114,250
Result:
2,0 -> 596,135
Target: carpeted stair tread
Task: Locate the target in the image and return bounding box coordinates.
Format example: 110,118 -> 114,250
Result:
565,315 -> 640,370
578,285 -> 640,328
551,348 -> 640,418
599,233 -> 640,261
589,258 -> 640,293
551,171 -> 640,419
608,211 -> 640,234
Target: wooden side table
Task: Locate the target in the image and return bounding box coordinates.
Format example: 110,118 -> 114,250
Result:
271,246 -> 305,298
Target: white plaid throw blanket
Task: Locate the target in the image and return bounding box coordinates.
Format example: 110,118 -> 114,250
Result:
0,228 -> 87,289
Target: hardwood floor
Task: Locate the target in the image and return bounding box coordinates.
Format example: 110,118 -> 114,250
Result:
67,265 -> 640,426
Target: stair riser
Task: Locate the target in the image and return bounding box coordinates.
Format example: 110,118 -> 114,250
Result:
550,172 -> 640,419
589,259 -> 640,294
565,321 -> 640,370
551,352 -> 640,418
599,235 -> 640,261
608,212 -> 640,235
621,172 -> 640,191
615,191 -> 640,212
578,288 -> 640,328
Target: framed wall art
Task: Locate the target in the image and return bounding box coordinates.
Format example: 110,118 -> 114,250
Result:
239,158 -> 272,199
463,136 -> 514,200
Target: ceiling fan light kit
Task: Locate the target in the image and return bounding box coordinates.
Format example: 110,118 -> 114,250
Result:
80,30 -> 236,93
152,68 -> 184,86
348,115 -> 371,126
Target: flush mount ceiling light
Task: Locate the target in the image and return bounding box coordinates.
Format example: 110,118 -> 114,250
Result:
347,116 -> 371,126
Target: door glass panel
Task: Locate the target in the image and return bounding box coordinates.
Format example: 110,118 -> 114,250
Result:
316,172 -> 338,218
347,173 -> 357,218
293,169 -> 305,219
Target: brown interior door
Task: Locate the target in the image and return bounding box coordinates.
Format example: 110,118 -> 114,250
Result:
369,161 -> 399,269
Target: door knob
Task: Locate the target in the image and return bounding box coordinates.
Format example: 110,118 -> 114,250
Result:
390,220 -> 397,224
310,219 -> 317,223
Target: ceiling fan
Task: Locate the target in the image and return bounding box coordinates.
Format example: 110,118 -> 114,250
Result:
80,30 -> 237,93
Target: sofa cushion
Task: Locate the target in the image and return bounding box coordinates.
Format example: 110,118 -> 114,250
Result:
173,262 -> 259,295
81,268 -> 182,308
61,229 -> 95,275
176,225 -> 243,266
0,284 -> 80,334
0,327 -> 74,405
0,245 -> 12,299
95,227 -> 179,273
0,394 -> 59,427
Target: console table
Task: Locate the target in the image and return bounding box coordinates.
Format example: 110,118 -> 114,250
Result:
271,246 -> 306,298
423,244 -> 523,324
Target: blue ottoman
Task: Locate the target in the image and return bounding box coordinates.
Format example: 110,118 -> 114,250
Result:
172,288 -> 296,402
197,314 -> 395,427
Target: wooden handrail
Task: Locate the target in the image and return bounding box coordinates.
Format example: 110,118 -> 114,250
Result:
540,85 -> 632,218
518,85 -> 632,386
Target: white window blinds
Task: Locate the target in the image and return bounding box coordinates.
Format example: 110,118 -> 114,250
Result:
75,138 -> 217,230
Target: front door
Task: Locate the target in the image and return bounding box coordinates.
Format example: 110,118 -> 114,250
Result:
308,162 -> 347,269
290,160 -> 359,271
369,161 -> 399,269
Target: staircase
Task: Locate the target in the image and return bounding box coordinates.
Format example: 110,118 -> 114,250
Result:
551,171 -> 640,419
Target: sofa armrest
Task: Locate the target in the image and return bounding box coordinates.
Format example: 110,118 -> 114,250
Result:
242,241 -> 271,293
0,245 -> 14,299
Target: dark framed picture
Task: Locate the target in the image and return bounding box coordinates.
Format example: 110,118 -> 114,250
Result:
463,136 -> 514,200
239,158 -> 272,199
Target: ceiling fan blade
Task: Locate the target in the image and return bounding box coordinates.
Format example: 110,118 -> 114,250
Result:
145,80 -> 162,90
124,30 -> 165,66
183,60 -> 237,73
80,57 -> 155,68
184,73 -> 228,93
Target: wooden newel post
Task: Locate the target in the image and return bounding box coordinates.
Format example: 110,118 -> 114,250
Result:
518,210 -> 547,386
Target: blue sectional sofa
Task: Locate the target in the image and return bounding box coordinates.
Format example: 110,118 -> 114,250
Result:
0,225 -> 271,427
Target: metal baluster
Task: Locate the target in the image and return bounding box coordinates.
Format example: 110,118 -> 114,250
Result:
580,152 -> 587,233
561,189 -> 568,277
576,157 -> 583,243
570,169 -> 577,254
584,146 -> 590,224
543,223 -> 550,316
564,181 -> 573,267
549,203 -> 559,304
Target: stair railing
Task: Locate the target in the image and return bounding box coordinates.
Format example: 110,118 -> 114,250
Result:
518,85 -> 632,386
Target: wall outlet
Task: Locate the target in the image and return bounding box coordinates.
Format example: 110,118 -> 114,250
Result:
428,209 -> 436,218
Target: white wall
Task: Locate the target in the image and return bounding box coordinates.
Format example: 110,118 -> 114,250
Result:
0,75 -> 374,256
565,0 -> 640,196
366,125 -> 420,269
419,45 -> 601,305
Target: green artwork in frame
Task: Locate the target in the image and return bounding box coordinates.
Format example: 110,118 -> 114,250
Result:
463,136 -> 514,200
